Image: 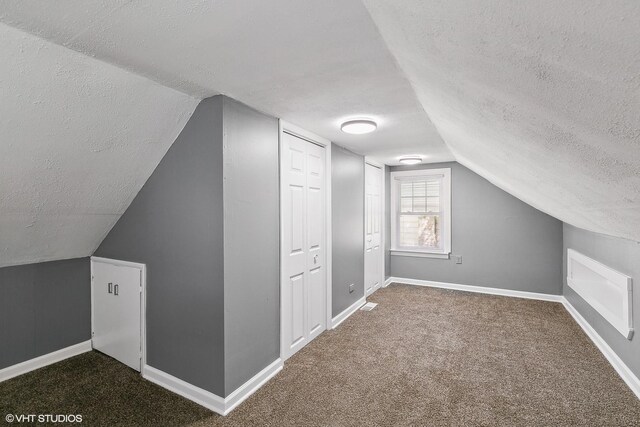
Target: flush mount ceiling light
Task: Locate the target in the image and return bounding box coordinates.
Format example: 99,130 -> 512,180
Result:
399,156 -> 422,165
340,119 -> 377,134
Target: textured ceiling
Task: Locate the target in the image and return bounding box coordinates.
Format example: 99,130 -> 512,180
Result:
0,0 -> 451,166
1,0 -> 638,268
0,0 -> 450,267
363,0 -> 640,242
0,23 -> 198,267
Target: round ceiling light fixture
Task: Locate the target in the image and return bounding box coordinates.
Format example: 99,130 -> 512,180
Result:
399,156 -> 422,165
340,119 -> 377,135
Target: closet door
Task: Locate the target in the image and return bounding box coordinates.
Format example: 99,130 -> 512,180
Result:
364,163 -> 382,296
281,132 -> 326,360
305,141 -> 326,342
92,259 -> 142,371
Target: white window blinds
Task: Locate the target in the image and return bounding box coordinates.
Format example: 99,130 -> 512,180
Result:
390,168 -> 451,256
397,178 -> 442,250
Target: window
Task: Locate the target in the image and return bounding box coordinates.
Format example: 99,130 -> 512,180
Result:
390,168 -> 451,258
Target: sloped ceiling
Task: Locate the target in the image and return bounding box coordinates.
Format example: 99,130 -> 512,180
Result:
0,22 -> 198,267
1,1 -> 638,269
0,0 -> 451,268
363,0 -> 640,242
0,0 -> 451,166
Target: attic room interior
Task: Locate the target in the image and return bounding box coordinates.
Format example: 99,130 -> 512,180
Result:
1,1 -> 639,426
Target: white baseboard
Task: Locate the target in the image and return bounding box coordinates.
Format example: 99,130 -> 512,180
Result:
0,340 -> 92,383
331,296 -> 366,329
383,277 -> 393,288
562,298 -> 640,400
142,365 -> 225,414
386,277 -> 563,303
224,358 -> 283,413
142,358 -> 283,415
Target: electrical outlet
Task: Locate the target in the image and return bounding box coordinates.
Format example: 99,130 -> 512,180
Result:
349,283 -> 355,293
455,255 -> 463,264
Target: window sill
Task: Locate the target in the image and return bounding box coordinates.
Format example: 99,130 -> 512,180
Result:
390,250 -> 450,259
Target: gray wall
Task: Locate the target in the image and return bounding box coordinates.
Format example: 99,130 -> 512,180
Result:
95,97 -> 226,395
94,95 -> 280,398
563,224 -> 640,378
387,162 -> 563,295
0,257 -> 90,369
222,98 -> 280,395
331,144 -> 364,316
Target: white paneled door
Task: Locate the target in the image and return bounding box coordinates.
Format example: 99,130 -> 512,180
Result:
365,163 -> 382,296
281,131 -> 326,360
91,258 -> 143,371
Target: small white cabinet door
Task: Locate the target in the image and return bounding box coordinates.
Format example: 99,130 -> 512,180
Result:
364,163 -> 382,296
92,259 -> 142,371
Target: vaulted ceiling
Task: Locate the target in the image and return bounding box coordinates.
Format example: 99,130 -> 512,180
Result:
1,0 -> 638,267
363,0 -> 640,242
0,0 -> 450,165
0,22 -> 198,267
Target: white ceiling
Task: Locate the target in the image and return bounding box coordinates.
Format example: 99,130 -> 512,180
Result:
0,0 -> 452,166
363,0 -> 640,242
0,22 -> 198,267
1,0 -> 638,267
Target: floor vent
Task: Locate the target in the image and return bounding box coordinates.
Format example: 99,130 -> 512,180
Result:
360,302 -> 378,311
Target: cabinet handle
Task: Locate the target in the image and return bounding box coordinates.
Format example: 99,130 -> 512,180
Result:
114,284 -> 119,296
108,282 -> 113,294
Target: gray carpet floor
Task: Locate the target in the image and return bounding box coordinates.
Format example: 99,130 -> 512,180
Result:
2,283 -> 639,426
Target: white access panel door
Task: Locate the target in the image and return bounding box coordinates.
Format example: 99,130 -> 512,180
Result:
364,163 -> 382,296
92,259 -> 142,371
281,132 -> 326,360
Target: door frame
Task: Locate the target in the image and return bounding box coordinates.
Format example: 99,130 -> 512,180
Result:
364,158 -> 386,296
90,256 -> 147,372
279,120 -> 332,361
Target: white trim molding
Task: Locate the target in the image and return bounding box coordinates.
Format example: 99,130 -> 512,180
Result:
224,358 -> 283,413
386,277 -> 563,302
383,277 -> 393,288
562,299 -> 640,400
143,365 -> 225,414
331,296 -> 367,329
142,358 -> 283,416
390,250 -> 450,259
0,340 -> 92,383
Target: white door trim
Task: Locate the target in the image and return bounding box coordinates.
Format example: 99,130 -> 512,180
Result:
90,256 -> 147,372
364,158 -> 385,297
279,121 -> 332,359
